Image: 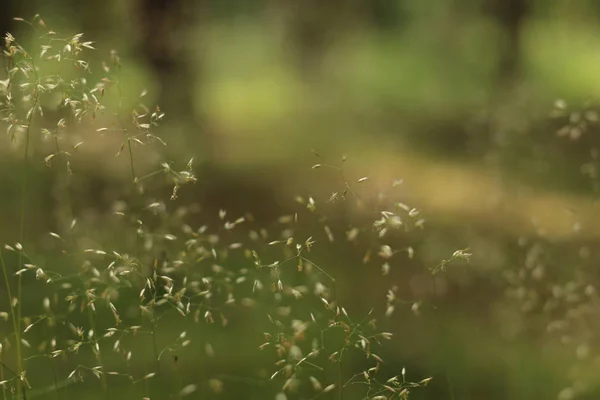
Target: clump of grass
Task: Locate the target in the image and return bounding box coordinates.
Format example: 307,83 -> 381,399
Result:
486,98 -> 600,400
0,15 -> 465,400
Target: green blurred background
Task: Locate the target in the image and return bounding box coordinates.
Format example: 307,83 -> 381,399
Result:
3,0 -> 600,399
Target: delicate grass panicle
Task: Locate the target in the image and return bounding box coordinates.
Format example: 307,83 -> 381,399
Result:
0,16 -> 465,400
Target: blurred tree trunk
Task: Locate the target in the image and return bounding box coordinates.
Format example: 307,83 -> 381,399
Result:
283,0 -> 340,79
136,0 -> 218,165
487,0 -> 528,83
1,2 -> 15,50
472,0 -> 530,168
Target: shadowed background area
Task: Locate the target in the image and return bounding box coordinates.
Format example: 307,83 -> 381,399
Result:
2,1 -> 600,399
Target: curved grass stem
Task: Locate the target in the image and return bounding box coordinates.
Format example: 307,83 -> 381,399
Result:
14,86 -> 40,400
87,308 -> 109,400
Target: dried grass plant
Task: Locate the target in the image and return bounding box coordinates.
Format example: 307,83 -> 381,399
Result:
0,16 -> 469,400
